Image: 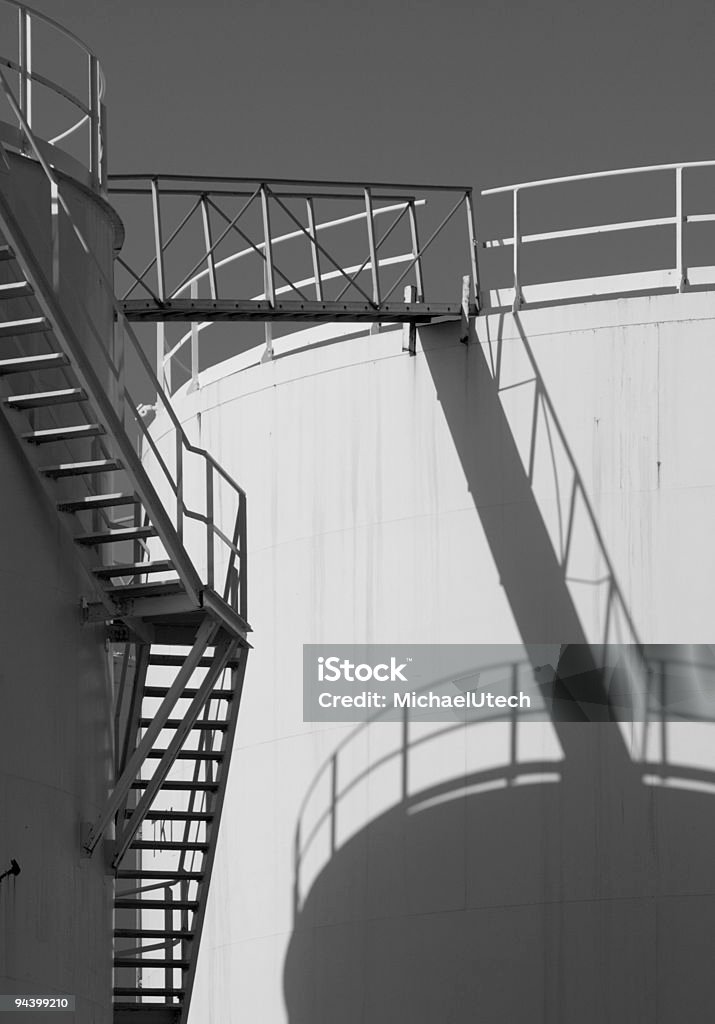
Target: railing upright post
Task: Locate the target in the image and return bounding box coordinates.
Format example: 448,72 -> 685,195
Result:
99,102 -> 107,193
18,7 -> 31,153
512,187 -> 522,312
239,490 -> 247,622
364,187 -> 381,307
190,278 -> 199,392
176,431 -> 184,541
88,55 -> 100,191
206,461 -> 215,589
200,194 -> 218,299
676,166 -> 687,292
50,180 -> 60,292
407,200 -> 424,302
465,189 -> 481,314
260,185 -> 275,306
151,178 -> 166,302
305,198 -> 323,300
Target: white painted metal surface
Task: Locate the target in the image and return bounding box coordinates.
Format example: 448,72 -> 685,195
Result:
148,283 -> 715,1023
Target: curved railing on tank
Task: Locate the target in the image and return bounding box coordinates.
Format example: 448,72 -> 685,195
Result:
0,1 -> 106,189
292,650 -> 715,915
480,160 -> 715,311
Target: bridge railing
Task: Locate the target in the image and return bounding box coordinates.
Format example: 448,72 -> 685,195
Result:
480,160 -> 715,310
0,0 -> 106,189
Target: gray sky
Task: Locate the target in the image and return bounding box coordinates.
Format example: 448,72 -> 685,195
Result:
25,0 -> 715,194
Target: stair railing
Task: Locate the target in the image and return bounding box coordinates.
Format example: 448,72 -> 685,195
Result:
0,64 -> 247,623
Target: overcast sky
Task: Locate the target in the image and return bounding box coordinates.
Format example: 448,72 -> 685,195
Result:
25,0 -> 715,194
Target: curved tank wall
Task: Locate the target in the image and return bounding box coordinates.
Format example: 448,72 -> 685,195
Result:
148,289 -> 715,1023
0,147 -> 119,1021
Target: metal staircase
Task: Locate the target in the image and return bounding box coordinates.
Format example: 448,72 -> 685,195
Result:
0,78 -> 250,1020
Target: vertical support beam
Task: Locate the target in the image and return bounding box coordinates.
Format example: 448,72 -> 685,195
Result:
676,165 -> 687,292
113,315 -> 126,428
156,321 -> 167,394
99,102 -> 108,193
189,279 -> 200,392
88,55 -> 100,191
460,275 -> 470,345
238,489 -> 247,623
305,198 -> 323,300
18,7 -> 31,152
200,195 -> 218,299
512,188 -> 523,312
402,285 -> 417,355
407,201 -> 424,302
364,187 -> 381,306
465,189 -> 481,314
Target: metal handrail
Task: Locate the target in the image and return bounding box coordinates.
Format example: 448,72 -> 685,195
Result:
0,0 -> 106,189
0,65 -> 247,621
480,160 -> 715,310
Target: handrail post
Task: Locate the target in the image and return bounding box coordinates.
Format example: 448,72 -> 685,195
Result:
88,55 -> 100,191
465,189 -> 480,314
18,6 -> 31,153
189,278 -> 199,392
364,187 -> 381,307
151,177 -> 166,302
239,490 -> 247,622
676,165 -> 687,292
408,200 -> 424,302
206,461 -> 215,589
512,187 -> 523,312
200,194 -> 218,299
176,431 -> 184,541
305,197 -> 323,300
260,185 -> 275,306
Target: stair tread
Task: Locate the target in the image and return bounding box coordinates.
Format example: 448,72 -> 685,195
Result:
58,492 -> 138,512
130,840 -> 209,850
124,809 -> 214,821
0,245 -> 15,261
146,749 -> 224,760
113,988 -> 185,997
113,928 -> 193,939
115,898 -> 199,910
130,780 -> 219,791
113,959 -> 190,968
23,423 -> 104,443
0,280 -> 31,297
115,869 -> 203,880
94,558 -> 172,577
7,386 -> 86,408
138,717 -> 227,730
148,652 -> 241,668
76,525 -> 156,545
107,580 -> 183,597
0,352 -> 67,373
143,686 -> 232,700
42,458 -> 122,477
0,316 -> 49,337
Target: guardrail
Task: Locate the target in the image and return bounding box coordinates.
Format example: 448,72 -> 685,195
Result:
0,1 -> 106,189
480,160 -> 715,310
109,175 -> 479,391
0,64 -> 246,621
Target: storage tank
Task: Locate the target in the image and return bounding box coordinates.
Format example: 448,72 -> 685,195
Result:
0,5 -> 119,1019
145,165 -> 715,1023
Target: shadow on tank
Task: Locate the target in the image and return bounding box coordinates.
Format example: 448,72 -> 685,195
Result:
283,705 -> 715,1024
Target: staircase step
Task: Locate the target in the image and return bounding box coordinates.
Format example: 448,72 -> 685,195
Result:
58,492 -> 138,513
113,958 -> 190,969
0,316 -> 49,338
143,686 -> 232,700
42,457 -> 122,478
115,869 -> 203,881
107,580 -> 183,599
6,386 -> 86,408
0,352 -> 67,374
0,280 -> 32,299
146,750 -> 224,761
148,652 -> 241,668
130,780 -> 218,792
115,898 -> 199,911
139,718 -> 228,731
76,525 -> 156,546
23,422 -> 104,445
93,558 -> 172,578
0,245 -> 15,261
130,840 -> 209,851
113,988 -> 185,998
124,810 -> 214,822
113,928 -> 193,940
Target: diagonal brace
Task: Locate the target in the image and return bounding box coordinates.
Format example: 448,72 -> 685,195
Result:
83,617 -> 219,855
111,635 -> 240,869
